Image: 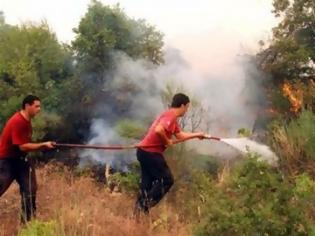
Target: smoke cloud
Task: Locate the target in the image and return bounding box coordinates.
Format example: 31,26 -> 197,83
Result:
79,119 -> 135,170
79,33 -> 269,167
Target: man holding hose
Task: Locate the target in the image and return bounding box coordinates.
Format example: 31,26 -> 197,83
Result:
0,95 -> 55,223
134,93 -> 205,216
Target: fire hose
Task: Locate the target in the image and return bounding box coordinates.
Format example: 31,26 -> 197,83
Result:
54,135 -> 221,150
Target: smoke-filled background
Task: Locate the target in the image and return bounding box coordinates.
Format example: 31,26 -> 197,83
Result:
1,0 -> 279,167
79,45 -> 268,166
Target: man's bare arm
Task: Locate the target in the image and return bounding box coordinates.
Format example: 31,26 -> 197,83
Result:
174,131 -> 204,142
19,141 -> 55,152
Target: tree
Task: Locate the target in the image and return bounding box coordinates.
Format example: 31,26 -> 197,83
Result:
257,0 -> 315,112
259,0 -> 314,82
0,21 -> 73,133
72,0 -> 164,82
64,1 -> 165,142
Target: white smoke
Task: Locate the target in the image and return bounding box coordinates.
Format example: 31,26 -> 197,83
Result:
79,119 -> 135,170
80,43 -> 268,167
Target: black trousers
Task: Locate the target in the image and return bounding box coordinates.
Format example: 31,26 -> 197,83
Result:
136,148 -> 174,212
0,158 -> 37,223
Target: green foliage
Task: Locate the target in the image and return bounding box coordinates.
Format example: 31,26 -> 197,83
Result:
63,1 -> 165,144
19,220 -> 58,236
257,0 -> 315,113
192,154 -> 221,177
110,171 -> 140,193
269,109 -> 315,176
0,95 -> 23,128
262,38 -> 311,82
165,145 -> 222,222
0,22 -> 70,94
32,112 -> 62,141
0,20 -> 73,140
294,173 -> 315,204
272,0 -> 315,45
285,110 -> 315,159
115,119 -> 146,139
72,0 -> 163,77
194,156 -> 314,236
237,128 -> 252,137
174,169 -> 215,222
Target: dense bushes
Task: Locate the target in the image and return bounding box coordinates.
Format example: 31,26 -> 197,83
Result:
269,109 -> 315,176
193,156 -> 315,236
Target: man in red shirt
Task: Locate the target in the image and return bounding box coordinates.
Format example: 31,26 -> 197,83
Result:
135,93 -> 205,215
0,95 -> 55,223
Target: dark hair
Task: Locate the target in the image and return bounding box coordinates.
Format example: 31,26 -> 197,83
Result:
22,95 -> 40,109
171,93 -> 190,108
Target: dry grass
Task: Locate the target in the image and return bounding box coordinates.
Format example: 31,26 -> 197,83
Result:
0,163 -> 190,236
269,111 -> 315,177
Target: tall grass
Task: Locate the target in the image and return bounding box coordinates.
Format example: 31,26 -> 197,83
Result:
269,109 -> 315,176
19,220 -> 58,236
0,163 -> 189,236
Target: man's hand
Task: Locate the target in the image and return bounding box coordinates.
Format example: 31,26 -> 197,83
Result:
166,139 -> 173,147
42,141 -> 56,149
194,132 -> 205,140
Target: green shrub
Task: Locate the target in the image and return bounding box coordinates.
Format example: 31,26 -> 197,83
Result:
0,95 -> 23,129
237,128 -> 252,137
115,119 -> 146,139
32,112 -> 62,141
19,220 -> 58,236
269,109 -> 315,176
194,156 -> 314,236
293,173 -> 315,223
173,169 -> 215,222
285,110 -> 315,159
110,171 -> 140,193
294,174 -> 315,199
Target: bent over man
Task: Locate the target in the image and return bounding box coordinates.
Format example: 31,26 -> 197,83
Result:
135,93 -> 204,215
0,95 -> 55,223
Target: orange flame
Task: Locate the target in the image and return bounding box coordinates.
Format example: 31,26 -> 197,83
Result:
282,82 -> 303,112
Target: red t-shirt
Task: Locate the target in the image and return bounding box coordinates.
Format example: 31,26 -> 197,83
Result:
0,112 -> 32,159
139,110 -> 181,153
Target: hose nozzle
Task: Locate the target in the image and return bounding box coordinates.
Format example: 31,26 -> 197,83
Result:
203,134 -> 221,141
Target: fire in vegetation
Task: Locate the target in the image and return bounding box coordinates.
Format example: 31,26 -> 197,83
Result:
282,82 -> 303,112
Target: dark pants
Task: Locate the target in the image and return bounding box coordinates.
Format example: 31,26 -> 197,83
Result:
136,148 -> 174,212
0,158 -> 37,223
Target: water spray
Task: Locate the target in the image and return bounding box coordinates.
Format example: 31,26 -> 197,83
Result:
204,135 -> 278,166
